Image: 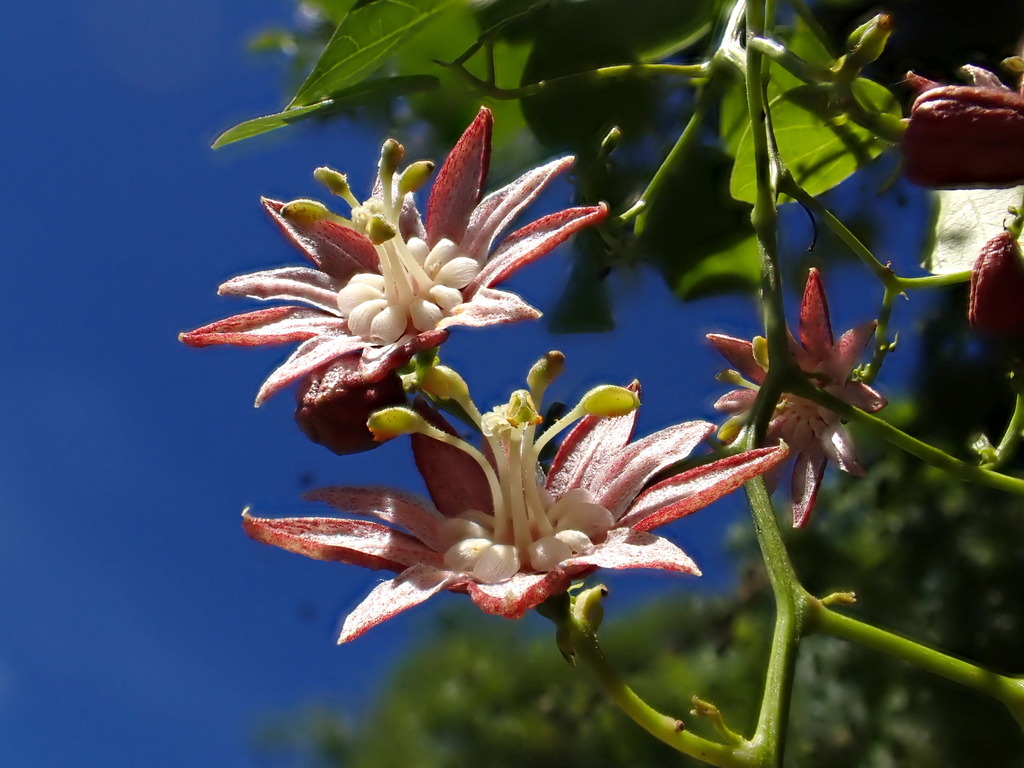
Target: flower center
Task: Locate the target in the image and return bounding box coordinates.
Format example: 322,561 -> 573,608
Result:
434,390 -> 615,584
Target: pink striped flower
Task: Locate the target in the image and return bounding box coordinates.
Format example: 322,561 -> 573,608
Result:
708,268 -> 885,527
243,364 -> 787,642
181,108 -> 607,404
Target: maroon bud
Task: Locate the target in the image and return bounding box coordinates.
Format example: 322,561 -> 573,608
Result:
969,231 -> 1024,335
295,366 -> 407,455
902,71 -> 1024,189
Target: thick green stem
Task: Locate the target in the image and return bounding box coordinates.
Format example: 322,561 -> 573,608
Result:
809,603 -> 1024,730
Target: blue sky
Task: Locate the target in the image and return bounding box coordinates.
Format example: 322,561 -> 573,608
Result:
0,2 -> 930,766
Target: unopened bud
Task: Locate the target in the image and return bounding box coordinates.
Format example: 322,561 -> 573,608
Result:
280,198 -> 332,224
296,370 -> 406,455
379,139 -> 405,179
397,161 -> 436,196
366,214 -> 397,244
506,389 -> 542,427
581,385 -> 640,417
903,68 -> 1024,188
969,231 -> 1024,335
839,13 -> 892,72
367,406 -> 424,440
420,365 -> 469,401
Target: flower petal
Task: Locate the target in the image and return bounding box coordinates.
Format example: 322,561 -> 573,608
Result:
791,442 -> 827,528
255,334 -> 367,405
242,512 -> 442,571
547,382 -> 641,500
566,528 -> 700,575
263,198 -> 378,280
467,204 -> 609,293
825,320 -> 876,380
304,486 -> 446,551
463,570 -> 573,618
589,421 -> 715,519
841,381 -> 886,412
461,156 -> 575,260
426,107 -> 492,246
799,268 -> 834,357
621,445 -> 790,531
439,287 -> 541,329
179,306 -> 345,348
706,334 -> 766,383
218,267 -> 344,314
714,388 -> 757,413
820,423 -> 864,476
338,564 -> 456,643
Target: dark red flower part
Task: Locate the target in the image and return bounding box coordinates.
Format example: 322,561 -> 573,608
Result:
295,366 -> 407,455
902,67 -> 1024,189
969,231 -> 1024,335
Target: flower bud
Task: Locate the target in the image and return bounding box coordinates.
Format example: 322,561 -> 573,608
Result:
839,13 -> 892,72
419,365 -> 469,401
902,69 -> 1024,188
295,369 -> 406,455
969,231 -> 1024,335
581,385 -> 640,417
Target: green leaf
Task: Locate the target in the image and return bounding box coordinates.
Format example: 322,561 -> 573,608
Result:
730,78 -> 899,204
212,75 -> 439,148
290,0 -> 459,107
923,186 -> 1024,274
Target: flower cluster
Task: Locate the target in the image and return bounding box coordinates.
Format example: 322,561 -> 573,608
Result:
708,269 -> 885,526
243,356 -> 788,642
181,108 -> 607,404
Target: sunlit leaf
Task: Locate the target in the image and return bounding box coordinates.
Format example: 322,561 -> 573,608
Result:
212,75 -> 439,148
730,79 -> 899,204
290,0 -> 459,107
923,186 -> 1024,274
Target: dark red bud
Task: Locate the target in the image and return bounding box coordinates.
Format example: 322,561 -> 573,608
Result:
969,231 -> 1024,335
295,367 -> 407,455
902,72 -> 1024,188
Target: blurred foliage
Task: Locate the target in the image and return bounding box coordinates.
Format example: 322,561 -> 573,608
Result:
256,292 -> 1024,765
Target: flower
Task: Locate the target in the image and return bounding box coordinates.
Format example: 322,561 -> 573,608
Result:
180,108 -> 608,404
902,65 -> 1024,189
707,268 -> 885,527
242,357 -> 788,642
969,230 -> 1024,335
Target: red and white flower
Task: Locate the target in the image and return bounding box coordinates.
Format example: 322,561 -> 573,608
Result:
708,268 -> 885,526
181,108 -> 607,404
243,360 -> 787,642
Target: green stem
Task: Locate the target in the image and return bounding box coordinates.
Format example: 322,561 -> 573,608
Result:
633,74 -> 720,235
895,271 -> 972,289
985,386 -> 1024,470
792,380 -> 1024,496
809,602 -> 1024,730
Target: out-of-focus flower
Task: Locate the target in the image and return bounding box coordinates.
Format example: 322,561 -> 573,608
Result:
181,108 -> 608,404
902,65 -> 1024,188
243,357 -> 788,642
708,268 -> 885,527
970,230 -> 1024,335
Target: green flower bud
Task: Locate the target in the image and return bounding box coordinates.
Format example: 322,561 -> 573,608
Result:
367,407 -> 424,440
840,13 -> 892,71
581,385 -> 640,418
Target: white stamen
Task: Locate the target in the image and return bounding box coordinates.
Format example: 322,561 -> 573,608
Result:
472,544 -> 520,583
337,281 -> 385,316
409,298 -> 444,332
434,257 -> 481,289
528,535 -> 573,571
429,285 -> 464,312
369,304 -> 408,344
346,298 -> 388,337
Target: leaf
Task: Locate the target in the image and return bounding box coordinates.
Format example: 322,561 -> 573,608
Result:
730,78 -> 900,204
212,75 -> 439,148
290,0 -> 458,107
923,186 -> 1024,274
